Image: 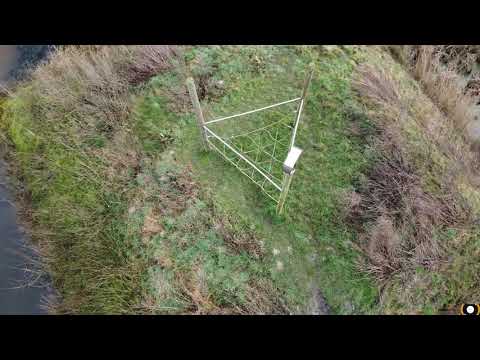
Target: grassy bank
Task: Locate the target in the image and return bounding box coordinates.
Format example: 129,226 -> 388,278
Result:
1,45 -> 479,314
352,47 -> 480,313
140,45 -> 378,313
0,46 -> 181,313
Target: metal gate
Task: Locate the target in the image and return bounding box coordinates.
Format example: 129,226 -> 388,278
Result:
186,67 -> 313,214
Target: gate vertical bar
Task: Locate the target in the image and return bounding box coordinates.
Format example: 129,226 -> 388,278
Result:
186,77 -> 208,150
289,65 -> 314,150
277,170 -> 294,215
277,65 -> 314,214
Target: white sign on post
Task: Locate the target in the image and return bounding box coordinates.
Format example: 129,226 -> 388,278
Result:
283,146 -> 303,174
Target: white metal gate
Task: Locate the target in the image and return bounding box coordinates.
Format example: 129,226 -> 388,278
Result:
186,67 -> 313,214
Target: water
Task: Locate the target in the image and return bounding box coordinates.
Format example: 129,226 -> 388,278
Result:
0,46 -> 18,83
1,45 -> 48,314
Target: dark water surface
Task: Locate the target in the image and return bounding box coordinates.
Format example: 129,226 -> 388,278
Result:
0,162 -> 46,314
0,46 -> 18,83
1,45 -> 48,314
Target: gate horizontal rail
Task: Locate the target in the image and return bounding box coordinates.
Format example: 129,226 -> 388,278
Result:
204,125 -> 282,192
204,97 -> 301,125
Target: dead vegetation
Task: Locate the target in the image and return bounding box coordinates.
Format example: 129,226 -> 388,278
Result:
29,44 -> 181,193
350,57 -> 480,309
214,214 -> 266,260
436,46 -> 480,75
31,46 -> 180,140
127,46 -> 181,86
395,46 -> 480,142
411,46 -> 477,131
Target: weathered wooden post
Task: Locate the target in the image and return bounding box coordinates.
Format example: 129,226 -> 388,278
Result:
186,77 -> 208,150
277,65 -> 313,214
277,146 -> 303,215
289,65 -> 314,150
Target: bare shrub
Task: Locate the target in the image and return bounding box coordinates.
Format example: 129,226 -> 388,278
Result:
363,215 -> 403,283
354,64 -> 402,113
363,145 -> 414,217
352,149 -> 464,282
356,147 -> 451,244
436,45 -> 480,74
351,61 -> 476,285
466,75 -> 480,101
127,45 -> 180,86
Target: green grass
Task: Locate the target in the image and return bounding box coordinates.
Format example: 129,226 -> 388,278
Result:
1,77 -> 146,314
133,45 -> 378,313
1,45 -> 379,314
4,45 -> 479,314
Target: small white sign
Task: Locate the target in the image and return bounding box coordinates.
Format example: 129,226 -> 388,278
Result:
283,146 -> 303,174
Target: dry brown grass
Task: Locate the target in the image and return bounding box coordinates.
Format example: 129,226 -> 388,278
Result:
363,215 -> 403,283
353,64 -> 402,112
127,46 -> 180,86
402,46 -> 479,139
33,46 -> 130,127
214,214 -> 266,260
31,46 -> 180,141
351,61 -> 476,290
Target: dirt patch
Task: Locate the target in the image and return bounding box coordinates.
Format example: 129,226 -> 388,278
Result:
155,164 -> 200,217
214,215 -> 266,259
307,286 -> 331,315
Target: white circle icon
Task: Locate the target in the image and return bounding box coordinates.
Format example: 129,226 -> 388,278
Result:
466,305 -> 475,314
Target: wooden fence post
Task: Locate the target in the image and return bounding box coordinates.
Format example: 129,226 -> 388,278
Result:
289,65 -> 314,150
277,171 -> 294,215
186,77 -> 208,150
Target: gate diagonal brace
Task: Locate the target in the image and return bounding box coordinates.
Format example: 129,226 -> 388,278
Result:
186,65 -> 313,214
